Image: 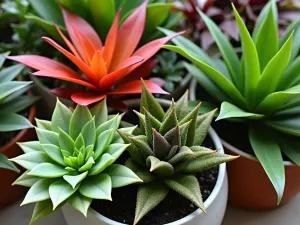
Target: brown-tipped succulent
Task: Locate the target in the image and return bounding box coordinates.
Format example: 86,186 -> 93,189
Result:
118,83 -> 238,224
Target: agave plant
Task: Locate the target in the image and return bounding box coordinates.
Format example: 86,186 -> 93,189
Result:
10,99 -> 142,224
0,52 -> 38,172
162,0 -> 300,203
118,83 -> 237,224
8,1 -> 181,106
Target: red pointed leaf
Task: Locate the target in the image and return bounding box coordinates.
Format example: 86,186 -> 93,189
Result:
32,70 -> 97,90
103,10 -> 121,72
60,6 -> 102,51
99,56 -> 144,91
109,80 -> 169,95
91,50 -> 107,80
71,92 -> 106,106
42,37 -> 98,84
121,59 -> 158,83
128,31 -> 184,73
6,55 -> 78,76
51,87 -> 81,99
109,0 -> 148,70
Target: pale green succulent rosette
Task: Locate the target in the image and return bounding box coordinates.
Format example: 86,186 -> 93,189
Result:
11,99 -> 142,224
118,84 -> 238,224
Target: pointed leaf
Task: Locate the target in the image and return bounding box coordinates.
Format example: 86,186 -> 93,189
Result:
18,141 -> 43,154
194,109 -> 216,146
41,144 -> 65,166
125,158 -> 155,183
29,163 -> 69,178
106,143 -> 130,160
94,128 -> 114,160
168,146 -> 195,165
69,105 -> 92,140
81,118 -> 96,146
63,171 -> 88,189
159,107 -> 177,135
89,153 -> 115,176
153,129 -> 171,159
68,193 -> 92,217
35,119 -> 52,131
90,98 -> 108,127
36,128 -> 59,146
51,99 -> 72,133
58,128 -> 75,154
29,200 -> 61,225
78,157 -> 95,172
146,156 -> 174,176
0,153 -> 19,172
12,171 -> 40,187
10,152 -> 52,170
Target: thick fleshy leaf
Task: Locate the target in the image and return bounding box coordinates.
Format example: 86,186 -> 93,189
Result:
165,175 -> 205,213
79,173 -> 112,200
110,0 -> 147,70
217,102 -> 264,121
59,128 -> 75,154
105,164 -> 142,188
94,129 -> 114,160
49,179 -> 78,209
81,118 -> 96,146
78,157 -> 95,172
194,109 -> 216,146
17,141 -> 43,154
90,98 -> 108,127
105,143 -> 130,160
68,193 -> 92,217
29,200 -> 60,225
63,171 -> 88,189
159,107 -> 177,135
29,163 -> 69,178
96,114 -> 121,137
168,146 -> 194,165
134,182 -> 169,225
51,99 -> 72,133
146,156 -> 174,176
249,126 -> 285,204
41,144 -> 65,166
0,153 -> 19,172
36,128 -> 59,146
21,178 -> 52,205
232,4 -> 260,106
71,92 -> 106,106
125,158 -> 155,183
153,129 -> 171,159
12,171 -> 40,187
69,105 -> 92,139
89,153 -> 115,176
10,152 -> 52,170
35,119 -> 52,131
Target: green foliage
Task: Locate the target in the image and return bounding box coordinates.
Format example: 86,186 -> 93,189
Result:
118,83 -> 238,224
25,0 -> 181,44
11,99 -> 142,224
162,1 -> 300,203
152,51 -> 185,92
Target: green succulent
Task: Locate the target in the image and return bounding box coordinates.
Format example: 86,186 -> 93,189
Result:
118,83 -> 238,224
0,51 -> 38,172
162,1 -> 300,203
152,50 -> 186,92
10,99 -> 142,224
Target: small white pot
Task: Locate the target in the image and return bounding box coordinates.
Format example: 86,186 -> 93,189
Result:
62,98 -> 228,225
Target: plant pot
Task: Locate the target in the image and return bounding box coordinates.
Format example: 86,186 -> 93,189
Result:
189,78 -> 300,210
0,104 -> 37,207
30,75 -> 72,119
222,140 -> 300,210
62,98 -> 229,225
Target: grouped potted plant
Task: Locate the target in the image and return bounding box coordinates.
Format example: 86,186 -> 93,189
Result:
164,0 -> 300,209
0,52 -> 38,207
11,83 -> 237,225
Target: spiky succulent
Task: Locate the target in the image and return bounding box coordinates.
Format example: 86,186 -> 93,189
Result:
118,84 -> 238,224
10,99 -> 142,224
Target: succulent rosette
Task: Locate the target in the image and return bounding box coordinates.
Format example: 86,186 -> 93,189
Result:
10,99 -> 142,224
118,83 -> 238,224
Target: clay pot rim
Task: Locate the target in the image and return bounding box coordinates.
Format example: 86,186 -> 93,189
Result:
189,78 -> 295,167
0,102 -> 37,155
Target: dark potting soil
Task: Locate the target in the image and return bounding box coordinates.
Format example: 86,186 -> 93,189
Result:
92,137 -> 219,225
0,110 -> 29,147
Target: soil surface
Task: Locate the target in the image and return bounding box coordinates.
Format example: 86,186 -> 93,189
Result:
92,137 -> 219,225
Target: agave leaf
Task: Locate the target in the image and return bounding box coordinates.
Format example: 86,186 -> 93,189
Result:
194,109 -> 216,146
125,158 -> 156,183
159,107 -> 177,135
217,102 -> 265,121
134,110 -> 146,131
28,163 -> 69,178
68,193 -> 92,217
254,1 -> 278,71
165,175 -> 205,213
105,164 -> 142,188
164,125 -> 180,146
143,108 -> 162,145
35,128 -> 59,146
134,182 -> 169,225
146,156 -> 174,176
59,128 -> 75,154
190,146 -> 216,155
69,105 -> 92,140
51,99 -> 72,133
29,200 -> 61,225
21,178 -> 52,205
168,146 -> 194,164
18,141 -> 43,153
249,126 -> 285,204
89,153 -> 115,176
79,173 -> 112,200
12,171 -> 40,187
254,33 -> 293,105
198,9 -> 241,90
141,81 -> 165,121
41,144 -> 65,166
10,152 -> 52,170
153,129 -> 171,160
90,98 -> 108,127
35,119 -> 52,131
63,171 -> 88,189
232,4 -> 260,106
49,179 -> 79,210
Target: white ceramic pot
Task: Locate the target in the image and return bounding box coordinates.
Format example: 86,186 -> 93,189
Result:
62,98 -> 228,225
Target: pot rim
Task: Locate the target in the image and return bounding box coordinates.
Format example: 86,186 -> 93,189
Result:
85,98 -> 227,225
189,78 -> 295,167
0,100 -> 37,155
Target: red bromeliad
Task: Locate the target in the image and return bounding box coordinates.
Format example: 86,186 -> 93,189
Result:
7,0 -> 182,106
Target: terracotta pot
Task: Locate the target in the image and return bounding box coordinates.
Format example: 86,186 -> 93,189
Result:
222,140 -> 300,210
189,78 -> 300,210
62,98 -> 229,225
0,104 -> 37,208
